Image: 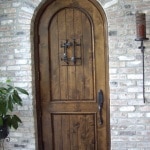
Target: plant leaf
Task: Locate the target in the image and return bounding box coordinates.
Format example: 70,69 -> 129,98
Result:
6,79 -> 11,83
13,115 -> 22,123
0,101 -> 7,115
12,91 -> 22,106
0,117 -> 3,126
9,95 -> 16,104
5,115 -> 12,128
15,87 -> 29,95
11,115 -> 22,129
8,98 -> 13,112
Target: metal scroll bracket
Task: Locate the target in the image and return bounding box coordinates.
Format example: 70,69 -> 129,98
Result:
60,38 -> 81,65
135,38 -> 149,103
97,90 -> 104,125
71,39 -> 81,64
61,39 -> 72,64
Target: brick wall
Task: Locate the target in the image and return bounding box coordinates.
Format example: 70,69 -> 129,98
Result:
0,0 -> 150,149
0,0 -> 42,149
99,0 -> 150,149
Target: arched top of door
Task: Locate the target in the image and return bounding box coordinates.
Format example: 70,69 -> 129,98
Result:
34,0 -> 107,28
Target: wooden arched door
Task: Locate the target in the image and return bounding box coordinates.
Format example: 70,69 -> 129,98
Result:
34,0 -> 110,149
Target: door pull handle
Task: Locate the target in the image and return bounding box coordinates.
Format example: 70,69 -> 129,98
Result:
98,90 -> 104,125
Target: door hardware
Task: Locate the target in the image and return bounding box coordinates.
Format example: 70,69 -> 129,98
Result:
98,90 -> 104,125
61,39 -> 72,64
60,38 -> 81,65
71,39 -> 81,64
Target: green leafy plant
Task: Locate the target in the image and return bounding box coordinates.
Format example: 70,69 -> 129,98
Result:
0,81 -> 29,129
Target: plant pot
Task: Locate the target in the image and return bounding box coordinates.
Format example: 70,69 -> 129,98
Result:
0,125 -> 9,140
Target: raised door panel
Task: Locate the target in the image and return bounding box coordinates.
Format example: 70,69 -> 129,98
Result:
49,8 -> 94,101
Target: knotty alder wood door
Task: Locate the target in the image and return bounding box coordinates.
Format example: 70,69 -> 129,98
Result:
36,0 -> 109,149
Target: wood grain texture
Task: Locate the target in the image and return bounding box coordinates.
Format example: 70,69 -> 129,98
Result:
49,8 -> 94,101
52,114 -> 95,150
50,14 -> 60,100
74,10 -> 84,100
36,0 -> 110,149
58,9 -> 68,100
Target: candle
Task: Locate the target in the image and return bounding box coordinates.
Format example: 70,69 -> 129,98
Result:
135,13 -> 147,40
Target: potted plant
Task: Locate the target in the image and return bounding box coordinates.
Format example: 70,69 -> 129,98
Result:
0,81 -> 29,140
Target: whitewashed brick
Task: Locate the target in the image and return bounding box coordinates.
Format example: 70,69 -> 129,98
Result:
119,93 -> 135,99
127,87 -> 142,92
120,106 -> 135,112
12,2 -> 21,7
145,87 -> 150,92
15,59 -> 28,65
18,18 -> 31,24
127,74 -> 143,79
110,94 -> 118,99
0,66 -> 6,70
110,106 -> 118,111
119,74 -> 127,79
20,65 -> 31,70
126,61 -> 142,67
145,113 -> 150,117
0,0 -> 150,149
118,56 -> 135,61
110,61 -> 125,67
119,68 -> 135,74
15,48 -> 30,53
1,20 -> 13,25
110,68 -> 117,73
4,8 -> 16,13
128,100 -> 145,106
110,75 -> 119,80
138,106 -> 150,112
103,0 -> 118,8
0,37 -> 12,42
0,3 -> 11,8
111,112 -> 128,118
18,105 -> 29,111
7,66 -> 20,70
128,113 -> 144,118
111,100 -> 128,105
21,7 -> 34,13
119,80 -> 136,86
15,71 -> 31,76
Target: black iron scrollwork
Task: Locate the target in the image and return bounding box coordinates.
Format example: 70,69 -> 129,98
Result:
61,38 -> 81,65
71,39 -> 81,64
61,39 -> 72,64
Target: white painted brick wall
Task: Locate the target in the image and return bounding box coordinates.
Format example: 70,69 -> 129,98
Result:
0,0 -> 150,149
98,0 -> 150,149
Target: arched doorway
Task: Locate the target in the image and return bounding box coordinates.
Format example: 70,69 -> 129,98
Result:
34,0 -> 110,149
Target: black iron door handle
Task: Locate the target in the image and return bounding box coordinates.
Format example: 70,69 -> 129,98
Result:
98,90 -> 104,125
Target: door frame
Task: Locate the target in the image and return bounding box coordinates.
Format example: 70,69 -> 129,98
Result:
33,0 -> 110,149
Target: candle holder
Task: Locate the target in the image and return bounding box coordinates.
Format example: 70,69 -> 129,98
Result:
135,13 -> 149,103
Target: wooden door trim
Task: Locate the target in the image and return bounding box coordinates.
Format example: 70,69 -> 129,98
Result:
33,0 -> 110,149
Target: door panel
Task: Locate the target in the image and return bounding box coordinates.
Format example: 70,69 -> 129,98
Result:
52,114 -> 95,149
36,0 -> 109,149
50,8 -> 94,101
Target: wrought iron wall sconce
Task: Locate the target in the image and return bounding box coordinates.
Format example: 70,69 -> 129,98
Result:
135,13 -> 149,103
